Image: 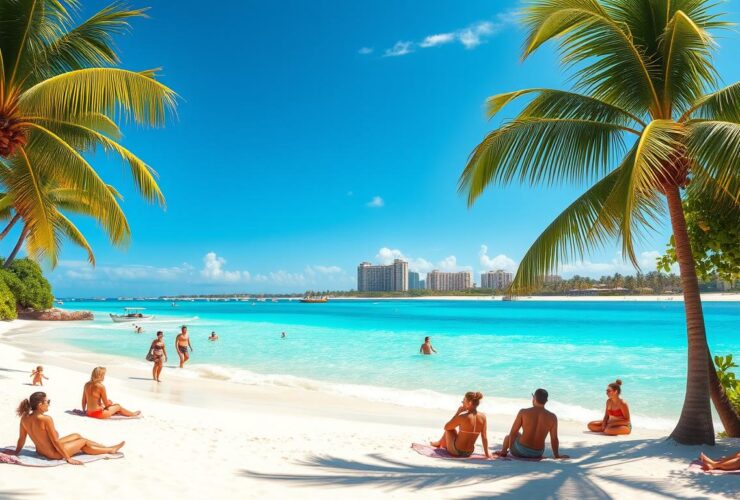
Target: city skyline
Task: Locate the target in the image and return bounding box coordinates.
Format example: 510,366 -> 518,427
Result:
25,0 -> 738,297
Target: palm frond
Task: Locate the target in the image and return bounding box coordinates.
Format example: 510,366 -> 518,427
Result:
521,0 -> 662,115
29,117 -> 164,205
487,88 -> 647,126
19,67 -> 177,126
53,210 -> 94,266
660,9 -> 716,117
29,3 -> 148,84
686,120 -> 740,203
682,81 -> 740,122
459,117 -> 631,206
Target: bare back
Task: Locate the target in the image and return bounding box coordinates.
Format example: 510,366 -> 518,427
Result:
19,414 -> 63,460
83,381 -> 106,412
519,406 -> 556,450
449,412 -> 486,451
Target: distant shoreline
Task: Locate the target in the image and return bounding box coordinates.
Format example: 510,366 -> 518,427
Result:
333,293 -> 740,302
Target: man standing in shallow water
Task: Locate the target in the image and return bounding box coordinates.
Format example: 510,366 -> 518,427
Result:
175,326 -> 193,368
420,336 -> 437,355
496,388 -> 569,460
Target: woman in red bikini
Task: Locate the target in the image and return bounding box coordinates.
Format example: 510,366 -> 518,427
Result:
82,367 -> 140,419
587,379 -> 631,435
430,391 -> 490,458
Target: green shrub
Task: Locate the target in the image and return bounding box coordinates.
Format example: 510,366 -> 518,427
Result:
714,354 -> 740,413
0,258 -> 53,310
0,275 -> 17,320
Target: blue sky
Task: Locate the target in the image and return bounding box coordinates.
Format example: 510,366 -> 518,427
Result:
18,0 -> 740,296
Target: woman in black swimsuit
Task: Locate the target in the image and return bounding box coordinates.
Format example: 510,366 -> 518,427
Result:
149,331 -> 167,382
431,392 -> 490,458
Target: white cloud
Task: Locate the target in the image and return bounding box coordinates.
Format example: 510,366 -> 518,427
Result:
374,248 -> 472,274
200,252 -> 248,283
437,255 -> 472,272
479,245 -> 518,273
420,33 -> 455,48
559,251 -> 675,277
367,195 -> 384,208
306,265 -> 343,275
384,41 -> 413,57
59,260 -> 194,282
358,47 -> 374,55
380,10 -> 517,57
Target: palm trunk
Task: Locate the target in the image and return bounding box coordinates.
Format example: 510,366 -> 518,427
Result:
666,185 -> 714,445
0,213 -> 20,241
3,225 -> 28,269
708,351 -> 740,436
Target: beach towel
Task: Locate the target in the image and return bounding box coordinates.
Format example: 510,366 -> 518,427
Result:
0,447 -> 123,467
411,443 -> 491,461
65,409 -> 141,420
688,460 -> 740,475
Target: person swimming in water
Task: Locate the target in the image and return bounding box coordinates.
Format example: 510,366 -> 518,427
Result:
10,391 -> 125,465
420,336 -> 437,355
430,391 -> 490,458
587,379 -> 631,435
208,331 -> 218,341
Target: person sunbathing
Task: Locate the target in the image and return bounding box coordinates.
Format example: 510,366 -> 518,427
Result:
699,451 -> 740,471
10,392 -> 125,465
430,391 -> 490,458
587,379 -> 631,435
82,367 -> 140,419
496,388 -> 569,459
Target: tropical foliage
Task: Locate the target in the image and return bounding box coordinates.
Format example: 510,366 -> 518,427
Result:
0,257 -> 53,318
459,0 -> 739,444
658,193 -> 740,282
0,0 -> 176,270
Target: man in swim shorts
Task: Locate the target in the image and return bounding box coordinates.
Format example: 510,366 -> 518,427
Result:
175,326 -> 193,368
496,388 -> 569,459
420,336 -> 437,355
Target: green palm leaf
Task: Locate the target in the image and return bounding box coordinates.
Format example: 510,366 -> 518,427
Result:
52,210 -> 94,265
682,82 -> 740,123
19,67 -> 177,126
686,120 -> 740,203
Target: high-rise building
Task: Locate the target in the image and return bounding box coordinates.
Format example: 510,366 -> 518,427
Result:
357,259 -> 408,291
419,279 -> 426,290
408,271 -> 421,290
481,270 -> 513,290
427,270 -> 473,291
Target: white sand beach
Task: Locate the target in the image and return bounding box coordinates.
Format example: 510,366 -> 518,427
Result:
0,320 -> 738,499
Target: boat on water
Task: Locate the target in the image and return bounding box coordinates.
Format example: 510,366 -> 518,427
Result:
55,300 -> 63,305
300,296 -> 329,303
110,307 -> 154,323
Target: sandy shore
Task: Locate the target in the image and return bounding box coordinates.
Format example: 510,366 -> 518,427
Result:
336,293 -> 740,302
0,320 -> 738,499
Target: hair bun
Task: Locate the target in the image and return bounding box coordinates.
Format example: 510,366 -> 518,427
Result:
615,379 -> 622,386
474,392 -> 483,401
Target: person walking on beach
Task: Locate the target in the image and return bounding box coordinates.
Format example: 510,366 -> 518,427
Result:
420,337 -> 437,355
10,392 -> 125,465
175,326 -> 193,368
430,392 -> 490,458
82,367 -> 140,419
148,331 -> 167,382
30,366 -> 49,386
587,379 -> 631,435
496,389 -> 569,459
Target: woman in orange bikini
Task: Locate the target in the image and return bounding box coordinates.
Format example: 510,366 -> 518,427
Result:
588,379 -> 631,435
431,391 -> 490,458
82,367 -> 140,419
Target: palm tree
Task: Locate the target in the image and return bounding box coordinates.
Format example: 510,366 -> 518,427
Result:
0,0 -> 176,265
459,0 -> 738,444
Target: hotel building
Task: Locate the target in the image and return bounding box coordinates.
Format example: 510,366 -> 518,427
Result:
481,270 -> 513,290
357,259 -> 408,292
408,271 -> 421,290
427,270 -> 473,291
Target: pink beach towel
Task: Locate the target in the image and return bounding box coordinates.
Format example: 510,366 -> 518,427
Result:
0,447 -> 123,467
65,409 -> 141,420
688,460 -> 740,475
411,443 -> 491,461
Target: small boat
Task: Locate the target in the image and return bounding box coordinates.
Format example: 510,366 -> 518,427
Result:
55,300 -> 63,305
300,296 -> 328,303
110,307 -> 154,323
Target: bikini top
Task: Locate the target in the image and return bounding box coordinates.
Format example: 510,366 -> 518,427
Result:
607,407 -> 625,418
459,413 -> 481,435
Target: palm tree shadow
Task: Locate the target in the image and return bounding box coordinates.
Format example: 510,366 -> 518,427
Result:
240,438 -> 738,497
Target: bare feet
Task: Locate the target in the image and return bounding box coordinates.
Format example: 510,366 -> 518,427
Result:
112,441 -> 125,454
133,411 -> 141,417
430,441 -> 440,447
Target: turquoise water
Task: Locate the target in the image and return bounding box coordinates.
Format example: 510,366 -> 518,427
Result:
49,299 -> 739,428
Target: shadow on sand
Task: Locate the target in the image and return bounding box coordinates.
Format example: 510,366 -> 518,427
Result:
240,438 -> 739,498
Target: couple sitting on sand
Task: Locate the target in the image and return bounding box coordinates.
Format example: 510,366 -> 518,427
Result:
431,389 -> 568,459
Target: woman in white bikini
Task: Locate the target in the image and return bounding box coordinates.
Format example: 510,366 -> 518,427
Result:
431,391 -> 490,458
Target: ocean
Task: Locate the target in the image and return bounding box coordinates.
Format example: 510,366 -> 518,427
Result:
48,298 -> 739,430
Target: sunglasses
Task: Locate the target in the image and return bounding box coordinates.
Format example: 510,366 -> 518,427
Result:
44,399 -> 51,405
